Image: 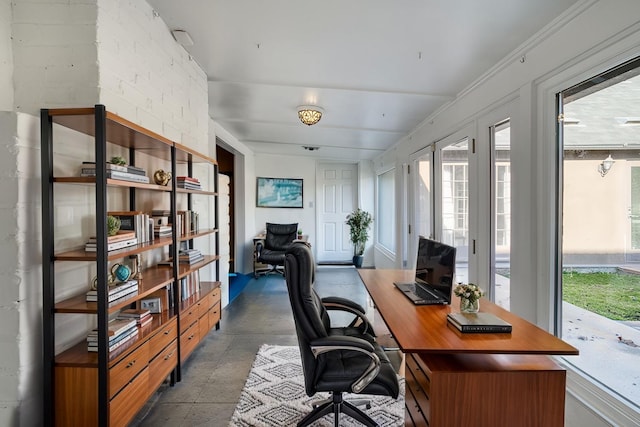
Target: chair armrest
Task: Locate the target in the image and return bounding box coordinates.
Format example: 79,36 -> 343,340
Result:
321,297 -> 374,336
321,296 -> 366,314
254,240 -> 264,258
309,336 -> 381,394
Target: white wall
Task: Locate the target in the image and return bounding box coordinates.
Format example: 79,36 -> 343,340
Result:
2,0 -> 210,425
0,0 -> 13,111
373,1 -> 640,425
253,154 -> 317,256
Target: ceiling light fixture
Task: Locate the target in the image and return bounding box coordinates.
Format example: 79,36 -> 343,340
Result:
297,106 -> 323,126
303,146 -> 319,151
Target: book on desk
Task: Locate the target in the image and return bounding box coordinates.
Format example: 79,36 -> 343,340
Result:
447,312 -> 512,333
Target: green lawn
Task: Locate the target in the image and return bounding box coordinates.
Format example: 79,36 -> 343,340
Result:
563,271 -> 640,321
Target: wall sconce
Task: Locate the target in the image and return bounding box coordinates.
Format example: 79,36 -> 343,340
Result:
598,154 -> 614,177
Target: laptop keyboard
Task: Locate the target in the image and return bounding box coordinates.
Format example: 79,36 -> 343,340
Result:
407,283 -> 441,302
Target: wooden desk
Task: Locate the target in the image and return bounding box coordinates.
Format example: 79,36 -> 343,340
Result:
357,269 -> 579,427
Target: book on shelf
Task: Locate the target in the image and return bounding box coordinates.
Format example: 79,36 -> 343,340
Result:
446,312 -> 512,333
89,318 -> 138,338
176,176 -> 200,183
87,230 -> 136,243
81,169 -> 150,184
177,182 -> 202,190
82,161 -> 147,176
87,327 -> 139,352
151,209 -> 171,217
180,271 -> 201,300
117,308 -> 153,327
86,280 -> 138,302
84,237 -> 138,252
154,224 -> 172,237
117,308 -> 151,319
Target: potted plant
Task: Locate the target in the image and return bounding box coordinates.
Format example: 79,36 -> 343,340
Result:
345,208 -> 373,268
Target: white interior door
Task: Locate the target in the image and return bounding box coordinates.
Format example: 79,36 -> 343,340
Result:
316,163 -> 358,263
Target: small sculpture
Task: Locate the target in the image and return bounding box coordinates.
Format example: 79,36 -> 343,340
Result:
110,156 -> 127,166
129,254 -> 142,279
110,263 -> 132,282
153,169 -> 172,186
107,215 -> 121,236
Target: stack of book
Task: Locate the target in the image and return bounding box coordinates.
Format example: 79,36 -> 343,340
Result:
86,279 -> 139,302
80,162 -> 150,184
176,176 -> 201,190
117,308 -> 153,328
154,224 -> 172,238
86,318 -> 139,352
84,230 -> 137,252
178,249 -> 204,264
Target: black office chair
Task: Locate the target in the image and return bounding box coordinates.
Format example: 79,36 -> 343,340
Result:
254,222 -> 298,278
284,242 -> 399,427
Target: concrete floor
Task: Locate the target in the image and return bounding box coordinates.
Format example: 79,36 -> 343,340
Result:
133,266 -> 373,426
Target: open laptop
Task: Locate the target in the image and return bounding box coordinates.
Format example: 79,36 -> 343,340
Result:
394,237 -> 456,305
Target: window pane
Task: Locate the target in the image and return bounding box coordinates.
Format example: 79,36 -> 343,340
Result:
441,139 -> 468,282
494,121 -> 511,310
377,169 -> 395,252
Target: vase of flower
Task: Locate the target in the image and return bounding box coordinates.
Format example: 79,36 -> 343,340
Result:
459,296 -> 480,313
453,283 -> 483,313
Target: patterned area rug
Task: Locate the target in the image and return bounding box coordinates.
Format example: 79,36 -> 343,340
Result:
229,344 -> 405,427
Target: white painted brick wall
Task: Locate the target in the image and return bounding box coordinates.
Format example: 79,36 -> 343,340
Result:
12,0 -> 100,112
0,0 -> 14,111
3,0 -> 210,425
96,0 -> 209,153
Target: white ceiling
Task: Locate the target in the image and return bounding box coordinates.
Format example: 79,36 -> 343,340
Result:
148,0 -> 581,161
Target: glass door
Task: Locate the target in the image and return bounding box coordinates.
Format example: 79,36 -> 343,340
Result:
437,137 -> 470,283
491,119 -> 511,309
409,147 -> 433,269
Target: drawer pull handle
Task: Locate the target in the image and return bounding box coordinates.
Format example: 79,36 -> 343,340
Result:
188,334 -> 195,340
164,351 -> 175,360
164,330 -> 171,335
127,360 -> 136,368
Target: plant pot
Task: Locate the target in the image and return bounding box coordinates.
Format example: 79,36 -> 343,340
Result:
352,255 -> 363,268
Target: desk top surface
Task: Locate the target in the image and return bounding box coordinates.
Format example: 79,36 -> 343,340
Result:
358,269 -> 579,355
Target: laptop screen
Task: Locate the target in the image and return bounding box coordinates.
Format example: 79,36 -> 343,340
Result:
415,237 -> 456,303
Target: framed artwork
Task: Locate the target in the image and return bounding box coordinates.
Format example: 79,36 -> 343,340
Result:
256,177 -> 303,208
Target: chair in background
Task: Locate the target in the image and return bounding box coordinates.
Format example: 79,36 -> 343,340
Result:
284,242 -> 399,427
254,222 -> 298,278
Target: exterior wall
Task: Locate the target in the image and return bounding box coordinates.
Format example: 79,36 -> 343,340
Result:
563,157 -> 633,265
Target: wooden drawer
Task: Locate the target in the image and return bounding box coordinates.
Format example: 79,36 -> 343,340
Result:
180,322 -> 199,362
180,306 -> 198,334
199,313 -> 211,341
149,339 -> 178,392
209,301 -> 221,330
405,354 -> 430,425
109,341 -> 149,399
149,317 -> 178,357
197,291 -> 215,318
109,366 -> 149,427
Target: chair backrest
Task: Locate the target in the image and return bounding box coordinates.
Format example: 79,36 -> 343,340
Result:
284,242 -> 331,395
265,222 -> 298,251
